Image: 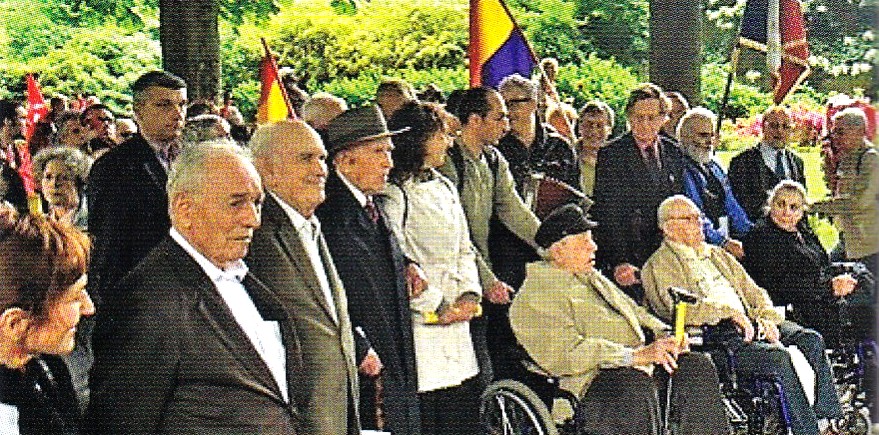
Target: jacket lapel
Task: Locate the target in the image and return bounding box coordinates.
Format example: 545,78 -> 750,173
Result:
587,273 -> 645,342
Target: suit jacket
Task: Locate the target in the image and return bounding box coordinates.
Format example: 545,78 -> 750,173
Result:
509,262 -> 669,397
87,134 -> 170,306
727,144 -> 806,222
246,194 -> 360,435
592,132 -> 685,270
85,237 -> 303,435
315,174 -> 421,435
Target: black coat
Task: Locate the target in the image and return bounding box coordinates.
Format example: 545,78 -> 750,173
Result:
0,356 -> 80,435
86,134 -> 170,306
315,173 -> 421,435
728,146 -> 806,222
592,132 -> 685,271
86,237 -> 303,434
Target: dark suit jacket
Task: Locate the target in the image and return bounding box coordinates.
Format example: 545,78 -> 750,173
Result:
85,237 -> 303,434
87,134 -> 170,306
592,132 -> 685,271
728,145 -> 806,222
246,194 -> 361,435
315,174 -> 421,435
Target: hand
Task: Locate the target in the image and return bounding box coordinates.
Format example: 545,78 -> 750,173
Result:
831,274 -> 857,297
723,239 -> 745,259
730,312 -> 755,343
438,300 -> 480,325
486,280 -> 514,304
756,318 -> 780,343
405,263 -> 428,299
613,263 -> 641,287
632,336 -> 683,374
358,349 -> 383,377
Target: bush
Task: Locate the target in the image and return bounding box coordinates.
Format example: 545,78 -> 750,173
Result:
554,55 -> 642,132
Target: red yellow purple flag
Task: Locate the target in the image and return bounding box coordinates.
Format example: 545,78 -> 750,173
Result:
469,0 -> 536,89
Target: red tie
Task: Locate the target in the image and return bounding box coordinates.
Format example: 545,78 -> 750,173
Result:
364,198 -> 380,224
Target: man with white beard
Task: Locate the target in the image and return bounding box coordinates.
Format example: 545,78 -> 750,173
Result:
678,107 -> 753,259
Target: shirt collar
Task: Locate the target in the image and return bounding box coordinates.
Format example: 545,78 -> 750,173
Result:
335,169 -> 369,207
666,239 -> 710,259
170,228 -> 248,283
759,142 -> 784,156
269,191 -> 322,236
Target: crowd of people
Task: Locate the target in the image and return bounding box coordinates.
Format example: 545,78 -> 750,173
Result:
0,66 -> 875,435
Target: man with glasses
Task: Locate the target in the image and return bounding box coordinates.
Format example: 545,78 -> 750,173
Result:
81,104 -> 117,155
678,107 -> 753,259
592,83 -> 685,302
729,106 -> 807,221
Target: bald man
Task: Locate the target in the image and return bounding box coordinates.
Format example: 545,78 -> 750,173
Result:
245,120 -> 361,435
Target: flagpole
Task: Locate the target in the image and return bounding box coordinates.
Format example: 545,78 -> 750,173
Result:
716,9 -> 748,134
260,38 -> 295,120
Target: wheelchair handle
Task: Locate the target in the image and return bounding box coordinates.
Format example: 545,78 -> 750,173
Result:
668,287 -> 701,343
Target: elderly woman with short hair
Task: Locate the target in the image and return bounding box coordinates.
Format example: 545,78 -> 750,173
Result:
33,147 -> 92,230
0,205 -> 95,434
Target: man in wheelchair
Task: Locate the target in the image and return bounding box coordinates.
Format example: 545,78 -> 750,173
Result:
509,204 -> 731,435
642,195 -> 844,435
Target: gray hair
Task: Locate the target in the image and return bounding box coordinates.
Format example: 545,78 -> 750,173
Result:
167,138 -> 253,199
832,107 -> 868,132
657,194 -> 699,228
676,107 -> 717,139
32,147 -> 93,190
498,74 -> 538,101
301,92 -> 348,127
764,180 -> 809,216
182,114 -> 230,143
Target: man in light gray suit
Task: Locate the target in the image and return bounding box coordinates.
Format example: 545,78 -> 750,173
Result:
245,120 -> 361,435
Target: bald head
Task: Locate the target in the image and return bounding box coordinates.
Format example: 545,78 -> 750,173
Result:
249,120 -> 328,217
658,195 -> 704,248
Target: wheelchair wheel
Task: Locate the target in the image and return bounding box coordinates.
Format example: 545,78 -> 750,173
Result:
480,379 -> 559,435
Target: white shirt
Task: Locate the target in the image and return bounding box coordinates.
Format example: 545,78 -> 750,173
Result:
270,192 -> 339,324
759,142 -> 789,178
169,228 -> 289,402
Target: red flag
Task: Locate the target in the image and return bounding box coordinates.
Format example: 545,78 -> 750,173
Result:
25,74 -> 48,141
256,38 -> 295,123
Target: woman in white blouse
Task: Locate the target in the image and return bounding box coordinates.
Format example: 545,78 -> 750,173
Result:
383,101 -> 483,435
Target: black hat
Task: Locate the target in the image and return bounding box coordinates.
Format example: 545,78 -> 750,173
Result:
326,105 -> 409,155
534,204 -> 598,249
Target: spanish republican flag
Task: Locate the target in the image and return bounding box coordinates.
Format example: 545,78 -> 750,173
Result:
256,42 -> 292,124
469,0 -> 536,89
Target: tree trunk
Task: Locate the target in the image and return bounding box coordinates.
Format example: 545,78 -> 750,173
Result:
649,0 -> 702,104
159,0 -> 221,102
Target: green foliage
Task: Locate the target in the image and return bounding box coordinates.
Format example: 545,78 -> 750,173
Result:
553,55 -> 642,129
319,67 -> 468,107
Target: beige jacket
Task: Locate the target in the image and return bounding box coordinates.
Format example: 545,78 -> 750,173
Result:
509,262 -> 668,397
812,144 -> 878,259
642,240 -> 783,326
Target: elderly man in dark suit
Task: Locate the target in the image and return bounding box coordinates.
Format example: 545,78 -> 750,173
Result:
246,120 -> 362,435
591,82 -> 685,301
728,106 -> 806,222
85,140 -> 303,434
87,71 -> 187,313
315,105 -> 424,434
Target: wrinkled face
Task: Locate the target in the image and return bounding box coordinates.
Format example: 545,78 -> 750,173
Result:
831,120 -> 866,153
627,98 -> 667,144
269,127 -> 328,218
337,137 -> 394,195
56,119 -> 88,148
663,200 -> 705,247
552,230 -> 599,273
175,153 -> 263,269
135,86 -> 187,143
769,188 -> 805,232
679,116 -> 716,164
762,110 -> 792,149
24,275 -> 94,356
423,128 -> 454,169
578,112 -> 612,145
502,88 -> 538,126
473,92 -> 510,146
84,108 -> 115,140
41,160 -> 79,208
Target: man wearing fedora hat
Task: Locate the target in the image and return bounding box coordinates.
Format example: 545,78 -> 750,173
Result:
316,105 -> 424,434
509,203 -> 730,435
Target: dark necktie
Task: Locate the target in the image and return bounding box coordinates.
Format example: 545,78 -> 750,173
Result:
364,198 -> 380,224
775,150 -> 786,179
642,146 -> 662,184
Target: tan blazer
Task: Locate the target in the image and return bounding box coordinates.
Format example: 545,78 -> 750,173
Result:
509,262 -> 668,397
246,195 -> 360,435
642,240 -> 783,326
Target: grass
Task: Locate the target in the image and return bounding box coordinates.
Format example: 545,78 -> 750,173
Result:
716,149 -> 839,250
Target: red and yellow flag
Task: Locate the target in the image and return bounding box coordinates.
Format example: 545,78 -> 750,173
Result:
256,39 -> 293,124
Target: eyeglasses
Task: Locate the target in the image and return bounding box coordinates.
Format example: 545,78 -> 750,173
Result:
764,122 -> 793,129
668,214 -> 701,223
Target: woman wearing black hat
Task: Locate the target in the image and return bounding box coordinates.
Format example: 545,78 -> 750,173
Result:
509,204 -> 731,435
383,101 -> 484,435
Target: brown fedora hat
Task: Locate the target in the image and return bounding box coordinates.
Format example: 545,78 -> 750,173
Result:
326,105 -> 409,155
